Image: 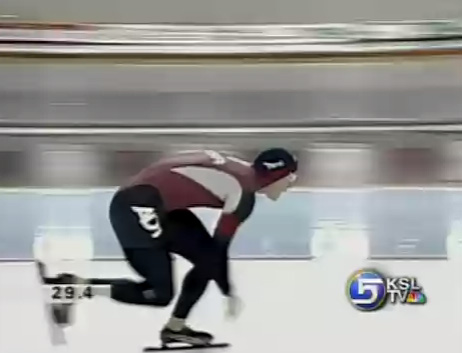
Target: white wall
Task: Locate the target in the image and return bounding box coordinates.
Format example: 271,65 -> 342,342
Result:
1,259 -> 461,353
1,0 -> 462,24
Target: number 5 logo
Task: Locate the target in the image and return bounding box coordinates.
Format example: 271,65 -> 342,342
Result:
351,277 -> 383,304
131,206 -> 162,238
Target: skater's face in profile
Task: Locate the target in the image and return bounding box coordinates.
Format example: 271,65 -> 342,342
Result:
261,173 -> 297,201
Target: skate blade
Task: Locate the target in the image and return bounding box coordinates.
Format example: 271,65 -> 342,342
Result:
143,343 -> 230,351
35,260 -> 68,346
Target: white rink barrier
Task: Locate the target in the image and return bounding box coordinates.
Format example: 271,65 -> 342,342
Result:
1,21 -> 462,44
0,20 -> 462,55
2,41 -> 462,55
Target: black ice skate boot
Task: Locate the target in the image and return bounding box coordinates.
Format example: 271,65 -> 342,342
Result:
160,326 -> 214,347
36,261 -> 82,326
51,273 -> 79,326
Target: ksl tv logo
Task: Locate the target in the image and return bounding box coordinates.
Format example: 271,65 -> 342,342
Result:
346,268 -> 427,311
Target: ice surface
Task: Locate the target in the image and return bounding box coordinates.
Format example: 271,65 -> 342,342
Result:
0,259 -> 461,353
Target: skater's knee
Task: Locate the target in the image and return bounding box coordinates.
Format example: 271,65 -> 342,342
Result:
153,296 -> 172,306
142,283 -> 174,306
111,279 -> 174,307
152,289 -> 174,306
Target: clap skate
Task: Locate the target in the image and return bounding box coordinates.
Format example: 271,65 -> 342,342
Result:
33,229 -> 94,345
143,326 -> 229,351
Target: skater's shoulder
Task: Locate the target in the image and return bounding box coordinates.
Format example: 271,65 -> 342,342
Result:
157,151 -> 216,167
158,151 -> 252,174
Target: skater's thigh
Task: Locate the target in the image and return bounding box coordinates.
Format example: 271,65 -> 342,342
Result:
109,184 -> 167,249
123,246 -> 173,291
166,210 -> 214,250
166,209 -> 218,264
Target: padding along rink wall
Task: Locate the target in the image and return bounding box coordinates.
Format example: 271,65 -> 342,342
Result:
0,187 -> 461,260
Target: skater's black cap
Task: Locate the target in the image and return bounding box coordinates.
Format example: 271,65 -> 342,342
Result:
252,148 -> 298,187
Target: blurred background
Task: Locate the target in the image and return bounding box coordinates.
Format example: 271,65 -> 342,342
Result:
2,0 -> 462,23
1,2 -> 462,262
